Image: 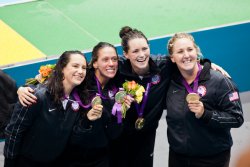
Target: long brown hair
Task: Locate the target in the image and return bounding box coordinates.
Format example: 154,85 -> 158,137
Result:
47,50 -> 89,104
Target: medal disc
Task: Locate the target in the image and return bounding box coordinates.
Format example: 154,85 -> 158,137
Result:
186,93 -> 200,102
91,96 -> 102,107
115,91 -> 126,103
135,117 -> 145,130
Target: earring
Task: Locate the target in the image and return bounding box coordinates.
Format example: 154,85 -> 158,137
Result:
197,55 -> 201,61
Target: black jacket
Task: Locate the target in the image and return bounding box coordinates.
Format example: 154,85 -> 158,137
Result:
68,71 -> 123,148
4,84 -> 79,164
118,56 -> 173,133
166,62 -> 244,156
0,70 -> 17,139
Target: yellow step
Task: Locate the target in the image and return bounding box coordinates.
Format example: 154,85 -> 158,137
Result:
0,20 -> 46,66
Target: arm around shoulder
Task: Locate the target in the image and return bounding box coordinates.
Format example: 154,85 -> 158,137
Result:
202,74 -> 243,128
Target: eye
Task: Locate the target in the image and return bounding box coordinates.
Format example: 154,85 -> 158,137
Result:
102,58 -> 109,62
142,47 -> 148,51
112,57 -> 118,62
104,58 -> 109,62
132,49 -> 139,53
73,64 -> 79,68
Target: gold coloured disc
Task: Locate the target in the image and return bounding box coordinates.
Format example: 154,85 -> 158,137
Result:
186,93 -> 200,103
91,96 -> 102,107
115,91 -> 127,103
135,117 -> 145,130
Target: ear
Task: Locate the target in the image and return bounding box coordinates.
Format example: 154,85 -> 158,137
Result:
93,61 -> 98,69
169,55 -> 176,63
197,54 -> 201,61
124,51 -> 129,59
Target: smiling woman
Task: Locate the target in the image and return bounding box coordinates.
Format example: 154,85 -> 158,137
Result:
166,33 -> 243,167
3,50 -> 89,167
110,26 -> 174,167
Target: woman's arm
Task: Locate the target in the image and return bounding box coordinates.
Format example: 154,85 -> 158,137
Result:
4,87 -> 41,166
17,86 -> 37,107
201,75 -> 243,128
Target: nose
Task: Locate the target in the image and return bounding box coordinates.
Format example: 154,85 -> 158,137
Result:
183,50 -> 189,57
108,59 -> 114,65
78,67 -> 84,74
138,50 -> 145,58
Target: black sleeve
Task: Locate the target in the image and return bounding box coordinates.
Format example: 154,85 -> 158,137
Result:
200,58 -> 211,65
201,75 -> 243,128
4,88 -> 42,160
0,70 -> 17,103
4,157 -> 18,167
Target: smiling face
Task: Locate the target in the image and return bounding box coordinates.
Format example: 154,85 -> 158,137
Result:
170,37 -> 198,74
93,46 -> 118,83
124,38 -> 150,75
62,53 -> 87,91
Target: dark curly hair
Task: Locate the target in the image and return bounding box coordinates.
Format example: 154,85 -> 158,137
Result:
119,26 -> 149,53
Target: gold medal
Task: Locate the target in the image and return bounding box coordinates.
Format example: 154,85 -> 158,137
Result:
186,93 -> 200,103
91,96 -> 102,107
135,117 -> 145,130
115,91 -> 126,103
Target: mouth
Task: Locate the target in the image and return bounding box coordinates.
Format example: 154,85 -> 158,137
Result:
183,59 -> 193,64
74,75 -> 84,80
106,68 -> 116,73
136,57 -> 147,63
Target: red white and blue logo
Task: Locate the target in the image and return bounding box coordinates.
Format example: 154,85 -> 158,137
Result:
151,74 -> 161,85
229,91 -> 239,101
197,85 -> 206,97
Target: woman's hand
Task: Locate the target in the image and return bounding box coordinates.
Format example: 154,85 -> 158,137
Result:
123,95 -> 134,109
17,87 -> 37,107
188,100 -> 204,119
211,63 -> 231,78
87,104 -> 103,121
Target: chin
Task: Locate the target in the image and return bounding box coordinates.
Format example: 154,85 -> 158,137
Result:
139,63 -> 149,69
106,74 -> 116,79
73,80 -> 83,86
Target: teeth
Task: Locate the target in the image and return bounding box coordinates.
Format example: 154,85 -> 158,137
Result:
183,60 -> 191,64
107,69 -> 115,72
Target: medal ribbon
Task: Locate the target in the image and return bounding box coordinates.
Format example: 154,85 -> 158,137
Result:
181,63 -> 202,93
112,88 -> 124,124
135,82 -> 151,118
72,89 -> 91,109
95,76 -> 118,100
112,103 -> 122,123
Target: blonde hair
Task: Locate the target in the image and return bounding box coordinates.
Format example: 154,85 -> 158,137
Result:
167,33 -> 202,59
